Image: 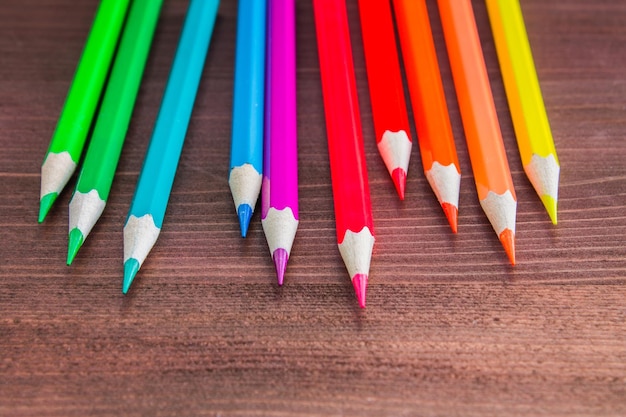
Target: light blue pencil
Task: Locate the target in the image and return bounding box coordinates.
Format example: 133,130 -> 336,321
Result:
123,0 -> 220,293
228,0 -> 267,237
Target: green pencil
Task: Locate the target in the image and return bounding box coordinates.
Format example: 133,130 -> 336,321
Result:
38,0 -> 130,223
67,0 -> 164,265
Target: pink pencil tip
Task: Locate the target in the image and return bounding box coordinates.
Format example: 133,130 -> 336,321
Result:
391,168 -> 407,200
441,202 -> 458,233
273,248 -> 289,286
352,273 -> 368,308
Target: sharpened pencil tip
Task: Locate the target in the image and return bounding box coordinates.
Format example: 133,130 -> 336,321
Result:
123,258 -> 140,294
499,229 -> 516,266
273,248 -> 289,286
38,193 -> 58,223
391,168 -> 407,200
66,228 -> 84,265
540,194 -> 558,225
352,273 -> 368,309
441,202 -> 458,233
237,204 -> 253,237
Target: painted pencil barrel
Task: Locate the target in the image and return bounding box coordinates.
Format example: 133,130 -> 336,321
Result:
313,0 -> 374,242
230,0 -> 266,174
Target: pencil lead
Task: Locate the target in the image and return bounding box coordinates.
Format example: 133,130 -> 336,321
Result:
237,203 -> 253,238
499,228 -> 516,266
38,193 -> 58,223
541,194 -> 558,225
123,258 -> 140,294
391,167 -> 407,200
66,228 -> 84,265
273,248 -> 288,286
352,273 -> 368,308
441,202 -> 458,233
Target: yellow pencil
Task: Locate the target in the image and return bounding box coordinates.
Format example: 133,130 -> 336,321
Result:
485,0 -> 560,224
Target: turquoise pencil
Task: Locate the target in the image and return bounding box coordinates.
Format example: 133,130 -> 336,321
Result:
123,0 -> 220,293
228,0 -> 267,237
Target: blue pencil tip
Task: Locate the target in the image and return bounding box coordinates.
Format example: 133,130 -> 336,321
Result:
237,204 -> 253,238
123,259 -> 140,294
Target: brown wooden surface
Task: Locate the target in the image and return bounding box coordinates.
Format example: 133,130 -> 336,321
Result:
1,0 -> 625,415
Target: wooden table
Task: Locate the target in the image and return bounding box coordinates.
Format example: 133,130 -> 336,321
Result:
1,1 -> 625,415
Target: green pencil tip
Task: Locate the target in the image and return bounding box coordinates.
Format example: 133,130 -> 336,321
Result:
540,194 -> 558,225
66,228 -> 84,265
38,193 -> 58,223
123,258 -> 140,294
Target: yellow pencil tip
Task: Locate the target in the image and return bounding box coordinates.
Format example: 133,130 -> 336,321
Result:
540,194 -> 558,225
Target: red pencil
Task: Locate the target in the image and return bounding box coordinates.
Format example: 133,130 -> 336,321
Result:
357,0 -> 412,199
313,0 -> 375,309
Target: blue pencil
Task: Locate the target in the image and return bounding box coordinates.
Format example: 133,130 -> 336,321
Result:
123,0 -> 220,293
228,0 -> 267,237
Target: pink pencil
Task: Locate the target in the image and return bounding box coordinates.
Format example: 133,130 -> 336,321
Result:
261,0 -> 299,285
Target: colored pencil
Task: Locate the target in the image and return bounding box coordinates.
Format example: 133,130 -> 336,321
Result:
392,0 -> 462,232
262,0 -> 299,286
66,0 -> 164,265
313,0 -> 375,308
229,0 -> 267,237
38,0 -> 130,222
486,0 -> 560,224
123,0 -> 220,293
437,0 -> 517,264
357,0 -> 412,200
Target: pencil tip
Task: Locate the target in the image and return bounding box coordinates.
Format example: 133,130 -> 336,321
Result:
352,273 -> 368,308
237,204 -> 253,237
391,168 -> 407,200
441,202 -> 458,233
123,259 -> 140,294
273,248 -> 289,286
499,229 -> 516,265
38,193 -> 58,223
66,228 -> 84,265
541,194 -> 558,225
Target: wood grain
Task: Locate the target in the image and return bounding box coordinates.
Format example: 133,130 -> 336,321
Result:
1,0 -> 625,415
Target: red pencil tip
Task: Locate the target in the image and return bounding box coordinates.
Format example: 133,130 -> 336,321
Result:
499,229 -> 516,265
352,273 -> 368,308
273,248 -> 289,286
391,168 -> 406,200
441,202 -> 458,233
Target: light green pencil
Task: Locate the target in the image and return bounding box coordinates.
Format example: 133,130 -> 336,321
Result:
38,0 -> 130,223
67,0 -> 164,265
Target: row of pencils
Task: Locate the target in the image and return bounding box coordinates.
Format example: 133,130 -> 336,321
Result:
38,0 -> 560,309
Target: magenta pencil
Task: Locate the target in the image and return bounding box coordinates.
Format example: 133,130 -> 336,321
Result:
261,0 -> 299,285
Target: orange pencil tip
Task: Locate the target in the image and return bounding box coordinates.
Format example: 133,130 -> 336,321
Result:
499,229 -> 516,265
352,273 -> 368,308
391,168 -> 407,200
441,202 -> 458,233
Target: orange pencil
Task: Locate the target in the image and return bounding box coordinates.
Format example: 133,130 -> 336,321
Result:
437,0 -> 517,264
392,0 -> 461,232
